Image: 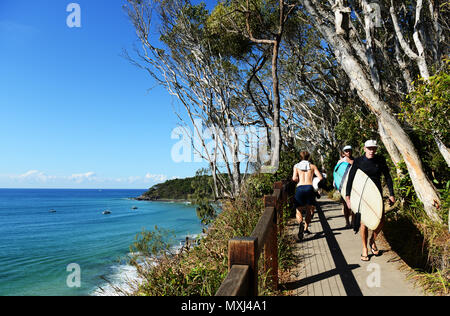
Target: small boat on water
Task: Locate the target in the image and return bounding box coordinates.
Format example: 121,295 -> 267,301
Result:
132,206 -> 138,210
102,210 -> 111,215
49,209 -> 56,213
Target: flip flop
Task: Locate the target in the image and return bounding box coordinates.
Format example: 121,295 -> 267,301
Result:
369,239 -> 381,256
361,254 -> 370,262
370,245 -> 380,256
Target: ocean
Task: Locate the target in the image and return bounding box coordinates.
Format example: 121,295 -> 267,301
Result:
0,189 -> 203,296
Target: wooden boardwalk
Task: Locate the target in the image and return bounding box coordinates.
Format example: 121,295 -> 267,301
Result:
282,197 -> 423,296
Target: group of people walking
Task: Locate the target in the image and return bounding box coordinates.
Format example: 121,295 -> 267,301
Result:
292,140 -> 395,262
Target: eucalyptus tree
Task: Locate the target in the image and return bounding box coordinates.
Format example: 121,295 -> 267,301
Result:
298,0 -> 448,222
208,0 -> 299,172
124,0 -> 255,199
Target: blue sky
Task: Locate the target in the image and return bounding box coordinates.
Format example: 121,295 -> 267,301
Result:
0,0 -> 211,188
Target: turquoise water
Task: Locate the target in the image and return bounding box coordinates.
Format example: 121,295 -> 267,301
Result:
0,189 -> 203,296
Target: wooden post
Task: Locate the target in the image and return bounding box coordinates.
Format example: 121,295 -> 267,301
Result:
273,181 -> 283,190
264,195 -> 276,209
228,237 -> 258,296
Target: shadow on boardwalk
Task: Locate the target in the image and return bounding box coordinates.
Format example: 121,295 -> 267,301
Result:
280,197 -> 422,296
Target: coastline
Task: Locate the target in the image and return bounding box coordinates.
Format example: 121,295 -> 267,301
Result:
132,196 -> 220,206
0,188 -> 204,296
132,196 -> 191,204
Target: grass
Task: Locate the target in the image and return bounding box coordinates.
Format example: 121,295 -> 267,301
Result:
383,206 -> 449,296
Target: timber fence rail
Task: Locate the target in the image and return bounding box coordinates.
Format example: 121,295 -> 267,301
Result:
215,180 -> 294,296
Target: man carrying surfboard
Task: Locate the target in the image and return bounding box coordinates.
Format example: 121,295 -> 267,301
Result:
345,140 -> 395,262
292,151 -> 323,241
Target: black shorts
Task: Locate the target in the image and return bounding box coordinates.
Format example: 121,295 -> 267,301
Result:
294,185 -> 316,207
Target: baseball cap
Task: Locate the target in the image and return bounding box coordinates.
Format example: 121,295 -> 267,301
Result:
343,145 -> 352,151
364,140 -> 378,147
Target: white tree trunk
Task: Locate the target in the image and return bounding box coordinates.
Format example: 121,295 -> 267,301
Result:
390,0 -> 430,80
379,121 -> 403,176
434,135 -> 450,168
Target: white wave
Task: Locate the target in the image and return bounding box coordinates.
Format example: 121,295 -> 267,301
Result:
90,263 -> 140,296
90,233 -> 207,296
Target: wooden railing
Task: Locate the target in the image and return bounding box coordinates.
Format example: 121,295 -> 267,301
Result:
215,180 -> 294,296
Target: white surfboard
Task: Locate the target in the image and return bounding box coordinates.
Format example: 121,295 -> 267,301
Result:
340,169 -> 383,230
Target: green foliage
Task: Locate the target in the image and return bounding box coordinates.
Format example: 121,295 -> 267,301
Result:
190,169 -> 217,225
245,150 -> 299,198
437,179 -> 450,225
246,173 -> 275,198
335,104 -> 378,154
392,160 -> 448,224
397,60 -> 450,190
206,2 -> 253,59
274,150 -> 301,182
400,59 -> 449,144
140,174 -> 214,201
130,226 -> 175,258
195,201 -> 217,226
393,161 -> 424,209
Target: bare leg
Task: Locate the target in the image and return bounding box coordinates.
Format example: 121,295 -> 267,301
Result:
343,202 -> 350,226
296,207 -> 305,240
360,223 -> 369,260
305,206 -> 314,231
296,208 -> 304,224
370,215 -> 385,255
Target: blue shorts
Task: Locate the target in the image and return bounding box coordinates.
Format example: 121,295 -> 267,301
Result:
294,185 -> 316,207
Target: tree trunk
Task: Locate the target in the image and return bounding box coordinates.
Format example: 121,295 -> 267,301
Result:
231,131 -> 241,197
434,135 -> 450,167
302,0 -> 442,223
210,162 -> 219,200
270,39 -> 282,171
378,121 -> 403,177
390,0 -> 430,80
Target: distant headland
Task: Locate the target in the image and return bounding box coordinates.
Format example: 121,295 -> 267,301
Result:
133,175 -> 213,202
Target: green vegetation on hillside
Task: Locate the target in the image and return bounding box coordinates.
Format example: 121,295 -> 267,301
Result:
137,175 -> 214,201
